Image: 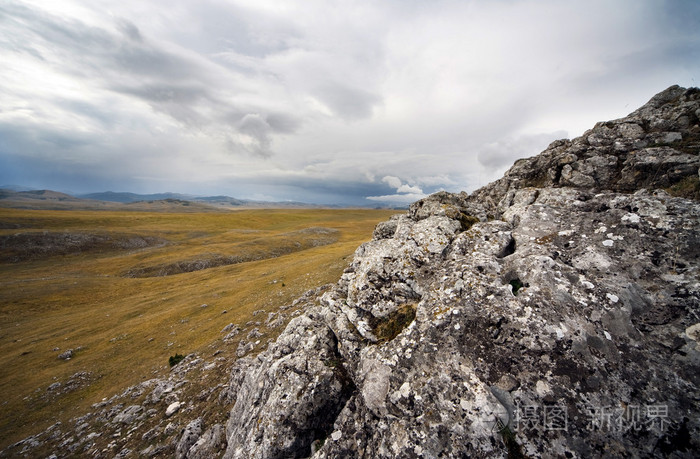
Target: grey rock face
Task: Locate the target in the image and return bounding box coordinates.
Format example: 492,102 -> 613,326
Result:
223,86 -> 700,458
224,311 -> 355,459
175,418 -> 202,459
186,423 -> 226,459
472,85 -> 700,207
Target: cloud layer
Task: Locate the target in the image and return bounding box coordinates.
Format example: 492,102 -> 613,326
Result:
1,0 -> 699,205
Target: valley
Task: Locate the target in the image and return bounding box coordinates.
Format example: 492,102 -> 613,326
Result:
0,207 -> 396,449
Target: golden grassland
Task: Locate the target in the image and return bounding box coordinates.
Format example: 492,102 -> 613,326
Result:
0,207 -> 397,449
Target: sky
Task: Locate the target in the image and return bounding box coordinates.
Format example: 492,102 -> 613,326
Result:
1,0 -> 699,206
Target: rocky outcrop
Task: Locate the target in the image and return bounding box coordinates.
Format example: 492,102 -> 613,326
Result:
473,85 -> 700,208
223,86 -> 700,458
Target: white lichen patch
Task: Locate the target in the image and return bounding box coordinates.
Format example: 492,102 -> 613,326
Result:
685,323 -> 700,342
581,280 -> 595,290
621,213 -> 641,224
535,380 -> 552,396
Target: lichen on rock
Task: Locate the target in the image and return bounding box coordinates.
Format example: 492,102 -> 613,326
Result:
221,86 -> 700,458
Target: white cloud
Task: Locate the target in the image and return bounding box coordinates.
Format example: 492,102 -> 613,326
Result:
369,175 -> 426,204
381,176 -> 402,189
397,184 -> 423,194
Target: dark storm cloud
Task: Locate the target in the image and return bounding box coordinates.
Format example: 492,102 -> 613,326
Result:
230,174 -> 395,206
0,3 -> 197,81
112,82 -> 212,126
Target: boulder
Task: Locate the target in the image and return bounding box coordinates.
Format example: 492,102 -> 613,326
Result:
166,401 -> 183,417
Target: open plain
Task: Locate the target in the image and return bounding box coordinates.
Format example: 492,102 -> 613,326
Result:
0,207 -> 396,449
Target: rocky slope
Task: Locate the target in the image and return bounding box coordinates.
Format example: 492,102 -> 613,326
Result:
222,85 -> 700,458
4,85 -> 699,458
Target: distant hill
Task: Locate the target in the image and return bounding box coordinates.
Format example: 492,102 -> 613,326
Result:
0,188 -> 338,210
0,189 -> 85,203
79,191 -> 194,203
195,195 -> 248,206
0,190 -> 223,212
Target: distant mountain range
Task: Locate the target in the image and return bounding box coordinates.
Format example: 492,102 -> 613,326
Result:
76,191 -> 254,206
79,191 -> 332,208
0,187 -> 386,210
78,191 -> 196,203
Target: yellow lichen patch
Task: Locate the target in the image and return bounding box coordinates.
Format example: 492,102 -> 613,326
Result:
370,304 -> 417,343
535,233 -> 558,245
432,305 -> 451,318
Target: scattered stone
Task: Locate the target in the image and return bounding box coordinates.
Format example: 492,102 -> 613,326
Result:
163,422 -> 179,436
112,405 -> 143,425
223,326 -> 240,341
235,340 -> 254,357
246,328 -> 261,340
165,401 -> 182,418
202,362 -> 216,371
57,349 -> 73,360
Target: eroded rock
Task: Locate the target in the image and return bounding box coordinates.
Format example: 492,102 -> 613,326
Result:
222,85 -> 700,458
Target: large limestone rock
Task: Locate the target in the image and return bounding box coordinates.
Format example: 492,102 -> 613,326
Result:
473,85 -> 700,208
223,86 -> 700,458
223,311 -> 355,459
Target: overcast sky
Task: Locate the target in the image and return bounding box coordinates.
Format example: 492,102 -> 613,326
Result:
1,0 -> 699,205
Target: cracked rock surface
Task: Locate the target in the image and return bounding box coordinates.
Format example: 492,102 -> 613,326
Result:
223,86 -> 700,458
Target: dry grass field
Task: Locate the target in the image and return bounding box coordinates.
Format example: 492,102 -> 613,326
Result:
0,207 -> 396,449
